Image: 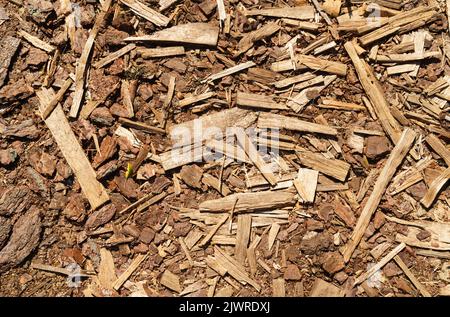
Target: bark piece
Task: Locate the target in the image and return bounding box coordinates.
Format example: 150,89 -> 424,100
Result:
179,165 -> 203,189
0,208 -> 42,273
85,204 -> 116,230
0,217 -> 11,249
321,251 -> 345,274
92,136 -> 118,169
0,186 -> 32,216
0,36 -> 20,88
284,264 -> 302,280
0,149 -> 17,168
0,119 -> 39,139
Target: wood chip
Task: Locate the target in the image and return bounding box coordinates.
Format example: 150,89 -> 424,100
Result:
258,112 -> 337,136
120,0 -> 170,26
245,6 -> 315,20
267,223 -> 280,251
354,243 -> 406,286
125,23 -> 219,46
36,89 -> 110,210
138,46 -> 185,59
294,168 -> 318,203
69,8 -> 110,118
235,214 -> 251,264
113,253 -> 148,290
234,128 -> 277,186
204,61 -> 255,83
18,30 -> 55,53
160,269 -> 182,293
199,190 -> 296,213
343,129 -> 416,262
94,44 -> 136,68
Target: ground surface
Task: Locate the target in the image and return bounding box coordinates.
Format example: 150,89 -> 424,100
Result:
0,0 -> 449,297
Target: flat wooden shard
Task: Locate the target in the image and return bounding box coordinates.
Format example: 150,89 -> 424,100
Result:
235,215 -> 251,264
344,41 -> 402,143
198,214 -> 229,247
36,88 -> 110,210
388,215 -> 450,251
167,107 -> 257,148
272,72 -> 316,89
294,168 -> 318,203
309,278 -> 344,297
160,270 -> 182,293
98,248 -> 117,290
343,129 -> 416,263
267,223 -> 280,251
234,128 -> 277,186
258,112 -> 338,136
394,255 -> 431,297
113,253 -> 148,290
372,51 -> 441,63
204,61 -> 256,82
199,190 -> 296,213
272,278 -> 286,297
287,75 -> 337,112
296,152 -> 350,182
354,243 -> 406,286
213,247 -> 261,291
40,77 -> 73,120
420,166 -> 450,208
296,54 -> 347,76
125,23 -> 219,47
120,0 -> 170,26
236,22 -> 280,56
245,6 -> 315,20
425,134 -> 450,166
18,30 -> 55,53
118,118 -> 166,134
318,99 -> 366,111
138,46 -> 185,59
236,92 -> 288,110
94,44 -> 136,68
178,91 -> 215,108
358,6 -> 438,47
